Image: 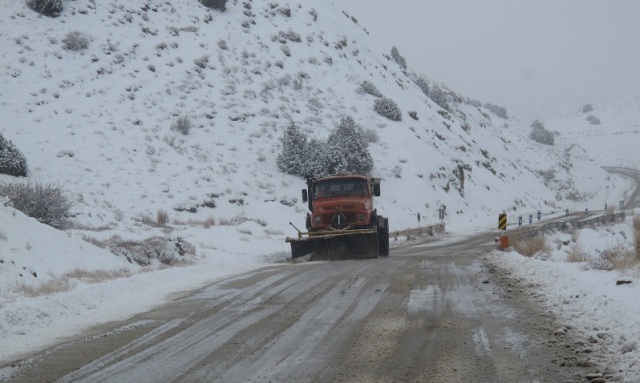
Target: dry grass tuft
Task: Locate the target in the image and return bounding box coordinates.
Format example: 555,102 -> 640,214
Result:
15,279 -> 73,297
566,243 -> 588,263
512,233 -> 551,257
203,215 -> 215,229
171,216 -> 216,228
157,209 -> 169,226
14,268 -> 132,297
591,246 -> 637,273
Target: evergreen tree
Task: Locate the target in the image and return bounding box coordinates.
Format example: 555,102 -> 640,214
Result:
529,120 -> 554,145
276,122 -> 307,176
0,133 -> 28,177
374,97 -> 402,121
413,75 -> 430,97
429,85 -> 449,111
325,116 -> 373,175
26,0 -> 63,17
199,0 -> 227,11
390,46 -> 407,70
303,138 -> 328,177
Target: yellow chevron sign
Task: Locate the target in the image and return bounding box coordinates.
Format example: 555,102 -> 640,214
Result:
498,214 -> 507,230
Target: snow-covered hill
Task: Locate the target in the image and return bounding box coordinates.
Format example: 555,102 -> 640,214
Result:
1,0 -> 626,239
0,0 -> 638,372
546,96 -> 640,170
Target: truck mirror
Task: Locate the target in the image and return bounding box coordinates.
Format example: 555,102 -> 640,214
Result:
373,183 -> 380,197
302,189 -> 308,202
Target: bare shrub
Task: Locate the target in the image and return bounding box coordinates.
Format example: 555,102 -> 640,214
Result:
582,103 -> 594,113
358,80 -> 382,97
62,31 -> 90,51
512,234 -> 550,257
193,55 -> 209,69
218,213 -> 249,226
157,209 -> 169,226
171,115 -> 192,135
363,128 -> 379,143
103,236 -> 196,266
591,246 -> 635,272
586,115 -> 601,125
203,215 -> 215,228
0,181 -> 73,230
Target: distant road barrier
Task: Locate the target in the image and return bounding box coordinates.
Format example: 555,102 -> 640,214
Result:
392,223 -> 445,240
512,211 -> 626,238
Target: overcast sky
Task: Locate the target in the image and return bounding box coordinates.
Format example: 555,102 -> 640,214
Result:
339,0 -> 640,122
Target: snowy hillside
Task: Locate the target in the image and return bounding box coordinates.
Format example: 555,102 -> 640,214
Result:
1,0 -> 625,240
546,96 -> 640,170
0,0 -> 638,370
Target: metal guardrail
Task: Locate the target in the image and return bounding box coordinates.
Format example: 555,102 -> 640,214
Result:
392,223 -> 445,239
511,211 -> 626,238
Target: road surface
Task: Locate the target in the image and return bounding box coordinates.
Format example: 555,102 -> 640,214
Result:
2,231 -> 601,383
603,166 -> 640,209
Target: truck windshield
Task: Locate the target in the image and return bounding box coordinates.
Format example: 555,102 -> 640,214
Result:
313,178 -> 368,198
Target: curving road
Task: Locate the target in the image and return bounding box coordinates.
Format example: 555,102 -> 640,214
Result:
603,166 -> 640,209
3,232 -> 600,383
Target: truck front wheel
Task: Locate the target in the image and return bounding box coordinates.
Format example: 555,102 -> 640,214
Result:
378,217 -> 389,256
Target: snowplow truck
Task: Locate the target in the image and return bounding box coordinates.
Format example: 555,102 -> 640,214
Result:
286,175 -> 389,260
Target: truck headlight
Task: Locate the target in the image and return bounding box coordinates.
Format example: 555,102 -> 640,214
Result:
313,216 -> 322,224
358,214 -> 366,222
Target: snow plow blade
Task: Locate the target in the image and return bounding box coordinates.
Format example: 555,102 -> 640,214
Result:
287,230 -> 380,261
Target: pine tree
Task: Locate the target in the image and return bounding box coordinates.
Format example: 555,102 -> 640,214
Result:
303,138 -> 328,177
0,133 -> 28,177
277,122 -> 307,177
529,120 -> 554,145
429,85 -> 449,111
325,116 -> 373,175
374,97 -> 402,121
199,0 -> 227,11
27,0 -> 63,17
390,46 -> 407,70
413,75 -> 430,97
